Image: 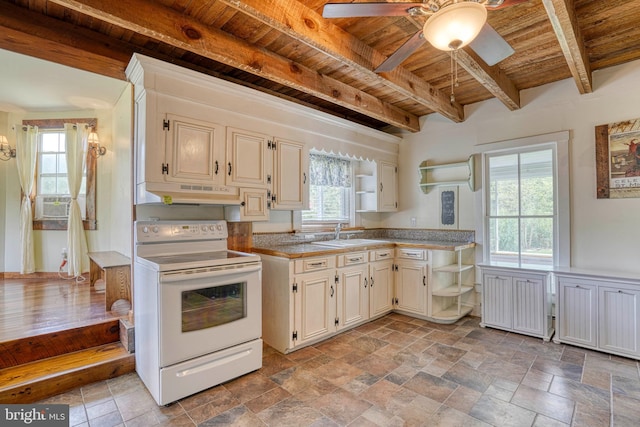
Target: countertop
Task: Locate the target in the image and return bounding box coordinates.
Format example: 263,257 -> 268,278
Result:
251,238 -> 475,259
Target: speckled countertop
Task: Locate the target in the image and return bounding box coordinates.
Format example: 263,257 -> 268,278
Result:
251,237 -> 475,259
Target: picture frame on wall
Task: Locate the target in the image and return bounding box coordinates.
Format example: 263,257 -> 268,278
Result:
596,117 -> 640,199
438,186 -> 458,229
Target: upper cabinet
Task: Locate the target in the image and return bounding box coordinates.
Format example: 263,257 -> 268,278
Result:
225,127 -> 271,188
271,138 -> 309,211
164,114 -> 226,187
355,160 -> 398,213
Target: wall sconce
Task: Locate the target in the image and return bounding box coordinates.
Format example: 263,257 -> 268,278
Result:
88,131 -> 107,158
0,134 -> 16,161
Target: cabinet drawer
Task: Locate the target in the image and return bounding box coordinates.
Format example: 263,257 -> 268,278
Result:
371,249 -> 394,262
395,248 -> 428,261
338,252 -> 367,267
294,256 -> 335,273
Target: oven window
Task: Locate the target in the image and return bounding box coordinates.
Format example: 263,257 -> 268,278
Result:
181,282 -> 246,332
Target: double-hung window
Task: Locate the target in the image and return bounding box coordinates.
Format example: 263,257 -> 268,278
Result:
482,131 -> 570,268
302,153 -> 352,226
24,118 -> 98,231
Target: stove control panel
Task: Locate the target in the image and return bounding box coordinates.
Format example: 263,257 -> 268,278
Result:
135,220 -> 228,242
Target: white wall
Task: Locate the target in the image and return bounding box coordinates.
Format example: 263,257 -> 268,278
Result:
393,60 -> 640,275
0,112 -> 8,272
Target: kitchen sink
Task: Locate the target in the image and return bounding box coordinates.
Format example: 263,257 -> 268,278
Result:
310,239 -> 386,248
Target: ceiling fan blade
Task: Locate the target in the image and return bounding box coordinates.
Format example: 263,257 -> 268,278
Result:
375,31 -> 425,73
322,2 -> 427,18
468,23 -> 514,66
485,0 -> 530,10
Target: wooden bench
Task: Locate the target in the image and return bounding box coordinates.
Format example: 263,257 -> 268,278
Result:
88,251 -> 131,313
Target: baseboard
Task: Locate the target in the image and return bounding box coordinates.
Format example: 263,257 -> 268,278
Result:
2,271 -> 89,279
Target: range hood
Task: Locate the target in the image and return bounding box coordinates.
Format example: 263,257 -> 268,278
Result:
136,181 -> 241,205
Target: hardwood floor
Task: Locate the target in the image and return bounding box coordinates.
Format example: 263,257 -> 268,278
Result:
0,277 -> 119,341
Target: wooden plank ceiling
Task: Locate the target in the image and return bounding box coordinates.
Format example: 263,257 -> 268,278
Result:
1,0 -> 639,133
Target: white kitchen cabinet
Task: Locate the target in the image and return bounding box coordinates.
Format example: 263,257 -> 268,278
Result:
225,188 -> 270,222
555,272 -> 640,359
394,248 -> 428,316
354,160 -> 398,212
336,252 -> 369,330
378,161 -> 398,212
225,127 -> 271,188
430,247 -> 474,323
271,138 -> 309,210
481,267 -> 554,341
260,254 -> 336,353
369,249 -> 395,317
132,92 -> 240,204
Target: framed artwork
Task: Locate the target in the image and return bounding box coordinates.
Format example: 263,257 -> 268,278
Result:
596,118 -> 640,199
438,186 -> 458,229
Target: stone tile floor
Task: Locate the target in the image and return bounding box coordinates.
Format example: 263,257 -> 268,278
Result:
39,313 -> 640,426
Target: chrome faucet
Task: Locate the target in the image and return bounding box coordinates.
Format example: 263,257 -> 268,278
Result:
334,223 -> 343,240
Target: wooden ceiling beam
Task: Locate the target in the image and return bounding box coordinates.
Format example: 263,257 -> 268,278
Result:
457,48 -> 520,110
0,1 -> 131,81
47,0 -> 420,132
216,0 -> 464,123
542,0 -> 593,94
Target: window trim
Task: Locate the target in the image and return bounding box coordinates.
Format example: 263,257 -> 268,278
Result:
478,131 -> 570,268
23,118 -> 98,231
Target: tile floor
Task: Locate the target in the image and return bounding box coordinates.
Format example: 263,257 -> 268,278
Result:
38,313 -> 640,426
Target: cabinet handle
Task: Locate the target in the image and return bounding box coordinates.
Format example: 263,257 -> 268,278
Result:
308,262 -> 325,267
303,172 -> 307,184
348,257 -> 362,262
228,162 -> 232,176
380,182 -> 383,192
364,278 -> 368,288
378,253 -> 389,258
215,160 -> 219,175
423,276 -> 426,286
370,276 -> 374,287
330,285 -> 334,297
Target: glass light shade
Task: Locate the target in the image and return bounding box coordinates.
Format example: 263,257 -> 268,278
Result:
423,2 -> 487,51
87,132 -> 100,144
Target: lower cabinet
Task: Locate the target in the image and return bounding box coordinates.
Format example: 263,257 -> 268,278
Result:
393,248 -> 428,316
481,267 -> 554,341
556,273 -> 640,359
369,249 -> 394,317
336,252 -> 369,330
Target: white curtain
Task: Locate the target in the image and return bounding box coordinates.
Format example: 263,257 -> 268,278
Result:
65,123 -> 90,277
16,125 -> 38,274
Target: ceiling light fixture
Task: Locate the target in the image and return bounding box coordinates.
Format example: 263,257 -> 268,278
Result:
423,1 -> 488,103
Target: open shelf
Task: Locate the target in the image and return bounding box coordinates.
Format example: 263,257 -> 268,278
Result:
419,156 -> 475,193
433,264 -> 474,273
431,305 -> 474,323
431,284 -> 474,297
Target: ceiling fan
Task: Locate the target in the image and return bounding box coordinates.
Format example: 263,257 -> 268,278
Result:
322,0 -> 527,72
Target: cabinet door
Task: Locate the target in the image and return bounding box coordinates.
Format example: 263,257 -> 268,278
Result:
599,286 -> 640,357
226,127 -> 270,188
481,274 -> 513,329
294,270 -> 336,346
272,138 -> 309,210
337,264 -> 369,329
164,114 -> 225,186
512,276 -> 544,336
239,188 -> 269,221
395,261 -> 427,315
557,279 -> 597,348
370,259 -> 394,317
378,161 -> 398,212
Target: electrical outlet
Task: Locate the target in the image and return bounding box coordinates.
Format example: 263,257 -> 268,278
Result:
61,248 -> 68,260
410,217 -> 417,227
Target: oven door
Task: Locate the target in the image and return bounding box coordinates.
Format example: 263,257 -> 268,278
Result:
158,262 -> 261,367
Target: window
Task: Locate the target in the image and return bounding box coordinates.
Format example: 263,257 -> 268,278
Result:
23,118 -> 98,231
482,131 -> 570,268
302,153 -> 352,225
35,130 -> 87,220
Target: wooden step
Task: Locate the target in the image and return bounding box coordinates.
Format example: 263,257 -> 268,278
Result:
0,319 -> 120,369
0,342 -> 135,403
